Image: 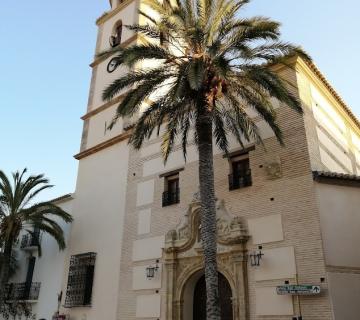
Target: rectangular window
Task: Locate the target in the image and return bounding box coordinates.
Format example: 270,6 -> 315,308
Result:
229,154 -> 252,190
162,174 -> 180,207
64,252 -> 96,308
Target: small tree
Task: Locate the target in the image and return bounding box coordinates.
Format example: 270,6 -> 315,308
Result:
0,299 -> 35,320
0,169 -> 73,307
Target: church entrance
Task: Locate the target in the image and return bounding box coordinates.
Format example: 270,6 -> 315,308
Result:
193,273 -> 234,320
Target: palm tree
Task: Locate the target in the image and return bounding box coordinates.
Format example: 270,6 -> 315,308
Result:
101,0 -> 310,318
0,169 -> 73,305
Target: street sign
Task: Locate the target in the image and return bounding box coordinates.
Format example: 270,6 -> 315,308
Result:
276,285 -> 321,295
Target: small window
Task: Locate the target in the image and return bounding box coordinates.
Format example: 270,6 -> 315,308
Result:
64,252 -> 96,308
228,154 -> 252,190
162,174 -> 180,207
109,21 -> 122,47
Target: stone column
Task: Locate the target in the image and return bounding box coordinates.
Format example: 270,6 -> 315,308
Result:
231,243 -> 250,320
164,250 -> 177,320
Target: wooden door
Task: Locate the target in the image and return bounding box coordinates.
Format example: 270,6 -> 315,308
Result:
193,273 -> 233,320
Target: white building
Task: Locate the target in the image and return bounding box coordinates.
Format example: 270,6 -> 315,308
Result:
4,1 -> 360,320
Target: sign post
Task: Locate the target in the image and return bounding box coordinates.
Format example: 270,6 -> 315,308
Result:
276,274 -> 321,320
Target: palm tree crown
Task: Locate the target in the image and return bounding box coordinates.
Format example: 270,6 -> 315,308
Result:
102,0 -> 310,158
0,169 -> 73,254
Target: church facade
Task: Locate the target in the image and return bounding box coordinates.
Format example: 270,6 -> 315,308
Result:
5,1 -> 360,320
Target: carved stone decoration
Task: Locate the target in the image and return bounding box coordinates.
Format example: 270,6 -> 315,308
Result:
163,198 -> 250,320
215,199 -> 249,245
264,156 -> 282,180
165,198 -> 249,253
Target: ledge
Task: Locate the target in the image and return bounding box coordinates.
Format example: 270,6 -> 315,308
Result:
96,0 -> 137,26
74,131 -> 132,160
313,170 -> 360,187
82,94 -> 126,120
90,35 -> 138,68
50,193 -> 74,204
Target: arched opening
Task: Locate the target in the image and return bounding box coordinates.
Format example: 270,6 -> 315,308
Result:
109,20 -> 123,47
182,271 -> 233,320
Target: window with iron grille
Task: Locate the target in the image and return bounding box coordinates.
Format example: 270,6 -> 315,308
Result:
229,154 -> 252,190
64,252 -> 96,308
162,174 -> 180,207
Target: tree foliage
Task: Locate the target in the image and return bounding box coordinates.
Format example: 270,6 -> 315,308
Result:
101,0 -> 310,159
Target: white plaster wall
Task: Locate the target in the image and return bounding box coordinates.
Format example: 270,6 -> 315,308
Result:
255,287 -> 293,316
350,130 -> 360,167
316,183 -> 360,267
59,142 -> 130,320
351,130 -> 360,151
110,0 -> 118,9
316,127 -> 353,172
319,146 -> 347,174
32,200 -> 73,320
135,294 -> 161,318
132,265 -> 162,290
255,247 -> 296,281
140,142 -> 162,158
247,214 -> 284,245
328,272 -> 360,320
132,236 -> 164,262
313,104 -> 349,151
137,209 -> 151,235
99,2 -> 138,52
311,84 -> 346,132
136,180 -> 155,206
86,103 -> 124,149
90,60 -> 130,110
143,148 -> 196,177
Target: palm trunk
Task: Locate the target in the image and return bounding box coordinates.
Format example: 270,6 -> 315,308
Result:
0,241 -> 12,306
196,112 -> 221,320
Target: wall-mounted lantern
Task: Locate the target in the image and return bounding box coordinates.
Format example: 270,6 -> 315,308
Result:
146,260 -> 160,279
249,246 -> 264,267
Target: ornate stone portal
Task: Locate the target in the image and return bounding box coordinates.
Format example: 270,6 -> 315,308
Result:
164,198 -> 250,320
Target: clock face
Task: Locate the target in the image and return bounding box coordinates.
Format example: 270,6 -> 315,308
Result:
107,58 -> 118,73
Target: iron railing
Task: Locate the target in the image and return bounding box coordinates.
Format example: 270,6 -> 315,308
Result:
64,252 -> 96,308
5,282 -> 41,301
20,233 -> 40,249
162,188 -> 180,207
228,171 -> 252,190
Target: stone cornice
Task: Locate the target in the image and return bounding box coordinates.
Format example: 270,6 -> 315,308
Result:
74,131 -> 132,160
82,94 -> 126,120
50,193 -> 73,204
326,265 -> 360,274
90,35 -> 138,68
96,0 -> 137,26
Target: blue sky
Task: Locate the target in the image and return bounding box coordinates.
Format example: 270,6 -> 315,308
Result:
0,0 -> 359,201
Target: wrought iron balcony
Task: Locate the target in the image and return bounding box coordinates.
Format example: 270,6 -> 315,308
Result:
228,171 -> 252,190
20,233 -> 40,250
5,282 -> 41,301
162,189 -> 180,207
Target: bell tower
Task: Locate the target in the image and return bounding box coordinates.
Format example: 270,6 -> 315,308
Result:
59,2 -> 142,320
